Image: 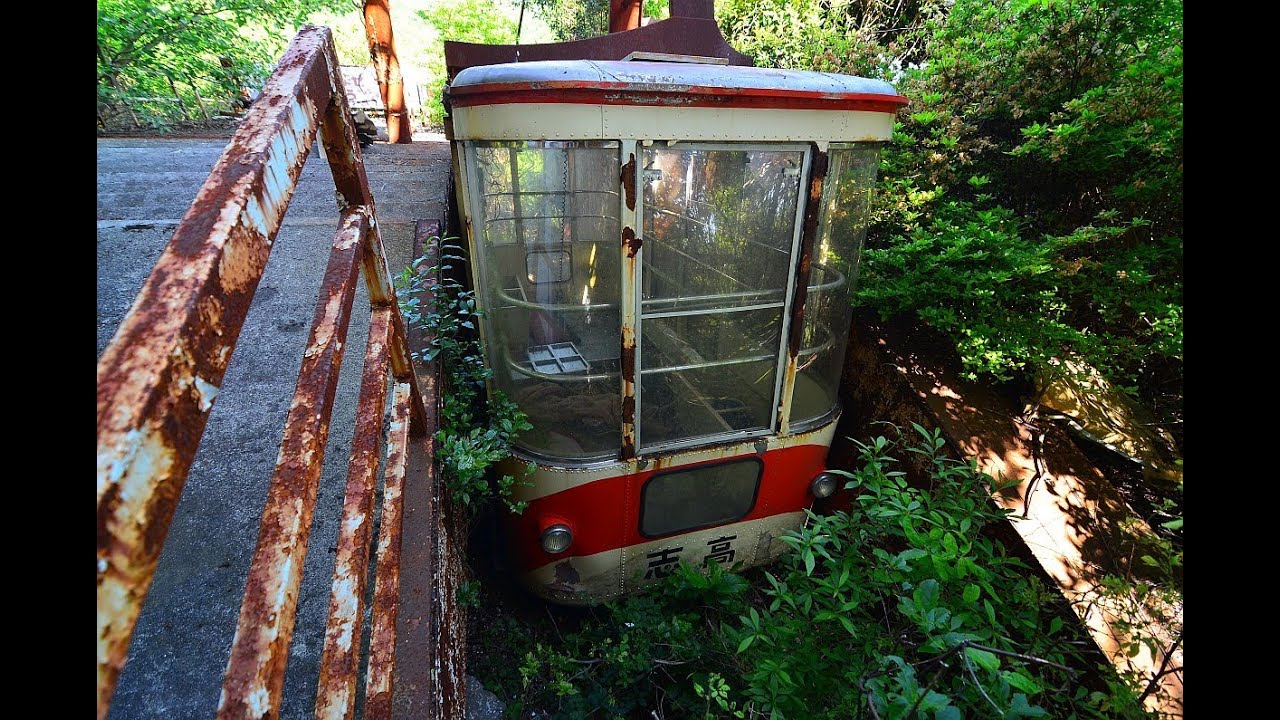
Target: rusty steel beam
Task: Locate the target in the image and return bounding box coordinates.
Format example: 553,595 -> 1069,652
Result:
317,69 -> 395,307
217,209 -> 368,720
670,0 -> 714,19
443,11 -> 751,81
314,307 -> 393,720
389,308 -> 430,438
389,431 -> 441,720
96,26 -> 340,718
365,382 -> 413,719
362,1 -> 412,143
319,79 -> 380,224
609,0 -> 642,33
433,483 -> 470,718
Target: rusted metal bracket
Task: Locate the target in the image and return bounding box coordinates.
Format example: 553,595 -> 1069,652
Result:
443,0 -> 750,82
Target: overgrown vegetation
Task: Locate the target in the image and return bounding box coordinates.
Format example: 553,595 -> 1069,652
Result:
396,237 -> 532,516
96,0 -> 346,129
106,1 -> 1183,713
719,0 -> 1183,438
97,0 -> 556,131
475,426 -> 1155,718
714,6 -> 1184,710
526,0 -> 672,41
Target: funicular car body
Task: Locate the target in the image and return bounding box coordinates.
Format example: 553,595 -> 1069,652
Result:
443,20 -> 906,605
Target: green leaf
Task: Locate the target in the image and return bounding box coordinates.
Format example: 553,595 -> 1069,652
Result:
963,584 -> 980,604
914,579 -> 940,610
942,533 -> 958,556
897,549 -> 928,566
1003,670 -> 1042,695
839,615 -> 857,636
964,646 -> 1000,673
1006,693 -> 1048,718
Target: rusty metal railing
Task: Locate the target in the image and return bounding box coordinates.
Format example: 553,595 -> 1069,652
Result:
97,26 -> 458,720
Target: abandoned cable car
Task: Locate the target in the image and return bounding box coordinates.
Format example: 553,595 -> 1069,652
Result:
445,53 -> 906,605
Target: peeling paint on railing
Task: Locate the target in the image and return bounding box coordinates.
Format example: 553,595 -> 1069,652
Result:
97,24 -> 451,720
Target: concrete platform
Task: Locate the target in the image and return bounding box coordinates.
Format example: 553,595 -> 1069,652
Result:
98,137 -> 451,719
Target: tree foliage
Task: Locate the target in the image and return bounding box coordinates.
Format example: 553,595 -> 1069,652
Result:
418,0 -> 553,123
718,0 -> 1183,434
420,0 -> 520,45
528,0 -> 610,41
96,0 -> 346,129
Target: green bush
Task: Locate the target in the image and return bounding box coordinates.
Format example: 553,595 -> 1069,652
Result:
717,0 -> 1184,431
475,427 -> 1151,718
396,238 -> 531,516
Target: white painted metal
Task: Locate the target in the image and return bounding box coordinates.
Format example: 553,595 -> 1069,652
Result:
522,511 -> 807,604
619,139 -> 641,457
773,146 -> 813,437
452,103 -> 895,143
451,60 -> 900,98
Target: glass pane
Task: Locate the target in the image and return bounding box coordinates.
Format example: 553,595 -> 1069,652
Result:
640,309 -> 783,447
641,147 -> 804,310
640,458 -> 762,537
790,144 -> 881,428
638,146 -> 805,450
468,141 -> 622,460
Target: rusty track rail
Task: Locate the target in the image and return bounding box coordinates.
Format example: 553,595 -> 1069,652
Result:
97,26 -> 457,720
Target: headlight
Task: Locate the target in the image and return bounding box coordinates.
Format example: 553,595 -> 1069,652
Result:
810,472 -> 839,499
540,524 -> 573,554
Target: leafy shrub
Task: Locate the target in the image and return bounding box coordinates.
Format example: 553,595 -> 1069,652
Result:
475,427 -> 1151,718
396,237 -> 532,516
718,0 -> 1184,433
723,426 -> 1149,719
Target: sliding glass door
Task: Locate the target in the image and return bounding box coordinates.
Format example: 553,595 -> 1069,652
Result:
637,144 -> 809,452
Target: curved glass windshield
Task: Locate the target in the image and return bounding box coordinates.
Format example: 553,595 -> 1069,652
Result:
788,144 -> 881,429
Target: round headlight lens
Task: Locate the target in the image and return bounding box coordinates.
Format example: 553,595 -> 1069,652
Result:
810,472 -> 839,499
541,524 -> 573,554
